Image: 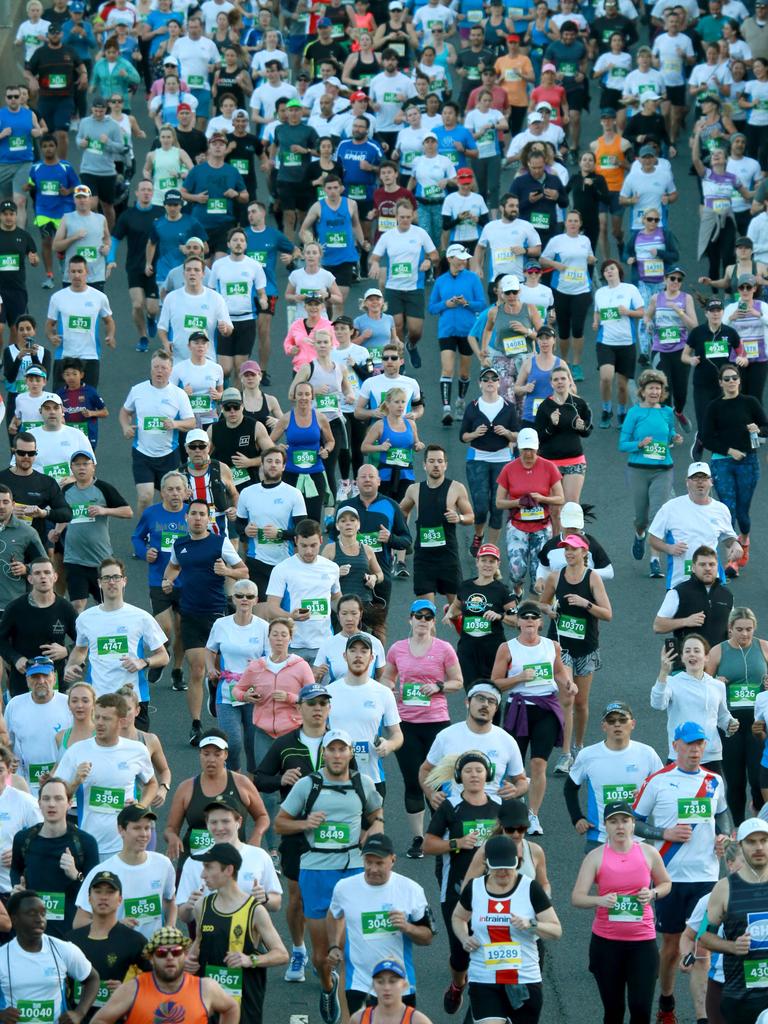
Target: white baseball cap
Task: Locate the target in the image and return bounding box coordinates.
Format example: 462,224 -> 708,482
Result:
517,427 -> 539,450
446,243 -> 471,260
737,817 -> 768,841
185,429 -> 210,445
528,111 -> 543,124
499,274 -> 520,292
560,502 -> 584,530
322,729 -> 353,749
687,461 -> 711,478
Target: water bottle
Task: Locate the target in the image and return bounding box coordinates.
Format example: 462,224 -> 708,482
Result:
750,429 -> 760,450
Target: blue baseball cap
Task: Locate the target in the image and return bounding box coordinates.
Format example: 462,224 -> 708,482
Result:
674,721 -> 708,743
318,16 -> 332,26
372,960 -> 406,979
298,683 -> 331,703
70,1 -> 85,10
26,656 -> 55,676
410,599 -> 437,616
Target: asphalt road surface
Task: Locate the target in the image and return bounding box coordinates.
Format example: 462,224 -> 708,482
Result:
9,93 -> 764,1024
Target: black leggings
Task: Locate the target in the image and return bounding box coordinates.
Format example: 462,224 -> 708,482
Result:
588,933 -> 659,1024
720,713 -> 764,826
340,411 -> 366,479
394,719 -> 448,813
441,896 -> 470,973
692,381 -> 720,432
742,360 -> 768,406
655,349 -> 690,414
554,290 -> 592,339
746,121 -> 768,169
323,416 -> 349,497
457,636 -> 500,691
704,215 -> 736,282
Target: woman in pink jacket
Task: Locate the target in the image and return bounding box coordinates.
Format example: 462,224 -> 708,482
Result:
232,616 -> 316,861
283,293 -> 338,372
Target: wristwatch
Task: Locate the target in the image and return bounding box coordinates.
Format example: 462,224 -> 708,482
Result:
449,838 -> 459,854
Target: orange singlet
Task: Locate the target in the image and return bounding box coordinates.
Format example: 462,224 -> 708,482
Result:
124,971 -> 209,1024
593,134 -> 627,193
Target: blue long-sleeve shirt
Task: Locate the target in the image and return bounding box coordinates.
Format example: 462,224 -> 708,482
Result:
619,404 -> 677,467
428,268 -> 487,338
131,502 -> 189,588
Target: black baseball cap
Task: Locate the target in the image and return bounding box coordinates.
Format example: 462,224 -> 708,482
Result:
89,870 -> 122,892
345,632 -> 373,651
602,701 -> 633,720
193,841 -> 243,869
164,189 -> 183,204
604,801 -> 635,821
117,805 -> 158,828
361,833 -> 395,856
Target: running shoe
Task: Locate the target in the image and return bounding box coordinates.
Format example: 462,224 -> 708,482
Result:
171,669 -> 187,691
41,274 -> 54,290
617,411 -> 626,427
638,352 -> 650,368
649,557 -> 663,578
571,365 -> 584,382
261,371 -> 272,387
147,665 -> 163,684
335,479 -> 351,503
599,410 -> 612,429
632,534 -> 646,561
284,949 -> 307,983
394,562 -> 410,579
675,411 -> 691,433
737,538 -> 750,568
725,560 -> 740,579
527,812 -> 543,836
319,971 -> 341,1024
553,752 -> 573,775
270,850 -> 282,875
443,982 -> 465,1015
135,336 -> 149,353
655,1010 -> 677,1024
207,677 -> 218,718
188,723 -> 202,747
454,396 -> 466,417
406,835 -> 424,859
146,313 -> 158,338
469,534 -> 482,558
442,405 -> 453,426
406,343 -> 422,369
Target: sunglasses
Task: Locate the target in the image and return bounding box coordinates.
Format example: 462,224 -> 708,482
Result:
519,612 -> 541,620
15,449 -> 36,456
604,715 -> 630,724
306,698 -> 330,706
381,354 -> 400,361
721,375 -> 739,382
503,825 -> 527,834
412,612 -> 434,620
5,94 -> 19,100
503,289 -> 519,295
645,216 -> 660,222
187,442 -> 208,450
153,946 -> 186,958
668,276 -> 684,282
222,403 -> 241,411
738,284 -> 754,291
234,593 -> 257,599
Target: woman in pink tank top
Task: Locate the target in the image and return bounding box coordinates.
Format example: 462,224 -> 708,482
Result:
571,801 -> 672,1024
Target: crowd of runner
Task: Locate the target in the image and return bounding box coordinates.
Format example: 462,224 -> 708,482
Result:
2,0 -> 768,1022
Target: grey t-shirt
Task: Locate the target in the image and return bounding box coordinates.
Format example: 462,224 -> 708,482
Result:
61,210 -> 107,284
280,771 -> 383,870
61,479 -> 128,568
76,115 -> 127,176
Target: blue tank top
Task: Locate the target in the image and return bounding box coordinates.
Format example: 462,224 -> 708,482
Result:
172,531 -> 226,615
0,108 -> 34,162
378,416 -> 415,481
523,355 -> 561,421
317,196 -> 358,268
286,408 -> 323,475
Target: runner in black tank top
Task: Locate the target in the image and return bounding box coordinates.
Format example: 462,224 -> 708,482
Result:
183,771 -> 248,857
197,891 -> 266,1023
210,410 -> 262,490
548,568 -> 600,656
412,477 -> 462,601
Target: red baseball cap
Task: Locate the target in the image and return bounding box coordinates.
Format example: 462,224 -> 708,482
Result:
350,90 -> 368,101
457,167 -> 473,180
507,33 -> 520,41
477,544 -> 501,559
177,102 -> 192,112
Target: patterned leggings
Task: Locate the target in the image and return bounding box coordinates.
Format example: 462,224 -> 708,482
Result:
505,522 -> 552,590
710,452 -> 760,536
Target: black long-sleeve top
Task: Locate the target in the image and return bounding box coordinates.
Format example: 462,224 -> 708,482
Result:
534,394 -> 593,459
700,393 -> 768,455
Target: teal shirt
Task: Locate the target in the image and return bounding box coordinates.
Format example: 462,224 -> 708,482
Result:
618,404 -> 677,467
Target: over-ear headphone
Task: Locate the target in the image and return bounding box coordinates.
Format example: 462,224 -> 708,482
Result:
454,750 -> 495,784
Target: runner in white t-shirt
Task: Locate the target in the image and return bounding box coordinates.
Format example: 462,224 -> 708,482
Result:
6,658 -> 72,793
29,398 -> 95,483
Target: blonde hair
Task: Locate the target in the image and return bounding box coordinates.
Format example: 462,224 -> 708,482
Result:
159,124 -> 180,146
381,386 -> 406,414
67,681 -> 96,705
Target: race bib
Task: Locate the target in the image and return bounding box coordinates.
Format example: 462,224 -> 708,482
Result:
348,184 -> 365,199
483,942 -> 521,968
40,181 -> 59,196
49,73 -> 66,89
602,782 -> 637,803
608,895 -> 643,922
707,197 -> 730,213
640,258 -> 664,278
599,155 -> 617,169
184,314 -> 207,332
38,891 -> 65,921
529,211 -> 550,229
391,260 -> 412,279
704,338 -> 729,358
76,247 -> 98,262
378,215 -> 395,232
386,447 -> 411,467
557,613 -> 586,640
401,682 -> 430,706
313,821 -> 351,845
677,796 -> 711,822
502,334 -> 527,356
207,198 -> 227,215
519,505 -> 545,521
744,339 -> 760,359
600,307 -> 620,322
188,74 -> 205,87
161,530 -> 183,552
0,254 -> 19,271
361,910 -> 397,938
190,394 -> 212,412
357,530 -> 382,552
204,967 -> 242,998
157,176 -> 177,190
67,314 -> 92,332
463,615 -> 491,636
301,597 -> 329,618
88,785 -> 125,812
28,762 -> 56,785
316,393 -> 339,411
419,525 -> 445,548
353,740 -> 369,765
73,981 -> 110,1007
325,231 -> 347,248
461,819 -> 496,840
728,681 -> 760,708
562,267 -> 586,285
97,635 -> 128,657
87,138 -> 104,153
188,828 -> 214,853
17,1002 -> 54,1022
642,441 -> 667,461
658,326 -> 681,345
292,448 -> 318,468
523,661 -> 553,682
226,281 -> 248,296
143,415 -> 166,431
745,958 -> 768,988
123,894 -> 162,920
560,62 -> 576,76
256,527 -> 282,544
504,68 -> 521,82
283,152 -> 301,166
43,462 -> 69,480
229,159 -> 249,174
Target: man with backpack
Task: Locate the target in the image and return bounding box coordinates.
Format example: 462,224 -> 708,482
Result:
275,727 -> 384,1024
10,775 -> 100,939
